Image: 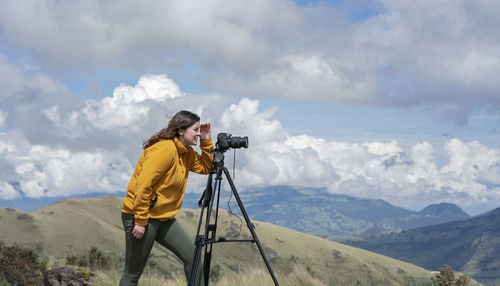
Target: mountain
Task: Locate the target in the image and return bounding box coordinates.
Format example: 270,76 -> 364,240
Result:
419,203 -> 468,218
408,203 -> 470,228
0,196 -> 441,286
345,207 -> 500,284
185,186 -> 470,241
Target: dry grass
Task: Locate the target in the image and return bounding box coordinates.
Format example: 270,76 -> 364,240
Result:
215,264 -> 326,286
92,268 -> 185,286
91,264 -> 326,286
91,268 -> 121,286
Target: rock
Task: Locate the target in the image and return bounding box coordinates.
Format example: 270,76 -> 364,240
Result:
17,213 -> 34,221
43,267 -> 92,286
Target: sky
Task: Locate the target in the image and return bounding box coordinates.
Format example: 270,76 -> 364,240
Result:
0,0 -> 499,215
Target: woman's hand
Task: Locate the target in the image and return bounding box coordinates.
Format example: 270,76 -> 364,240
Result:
200,123 -> 211,141
132,224 -> 146,239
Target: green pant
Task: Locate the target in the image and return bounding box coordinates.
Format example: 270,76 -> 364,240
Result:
120,212 -> 204,286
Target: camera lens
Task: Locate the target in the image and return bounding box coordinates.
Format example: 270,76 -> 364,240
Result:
230,136 -> 248,149
215,133 -> 248,151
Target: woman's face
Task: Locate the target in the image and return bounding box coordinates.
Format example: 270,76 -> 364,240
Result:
178,121 -> 201,146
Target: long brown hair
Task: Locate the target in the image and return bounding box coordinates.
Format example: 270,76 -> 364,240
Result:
142,110 -> 200,150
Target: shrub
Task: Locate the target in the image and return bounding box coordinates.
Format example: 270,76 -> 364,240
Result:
0,243 -> 46,285
66,246 -> 112,270
431,265 -> 471,286
66,255 -> 78,266
88,246 -> 111,270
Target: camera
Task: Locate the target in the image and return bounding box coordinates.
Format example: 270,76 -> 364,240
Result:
216,133 -> 248,151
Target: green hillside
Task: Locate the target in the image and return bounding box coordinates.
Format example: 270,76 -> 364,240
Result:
0,195 -> 444,286
201,186 -> 470,241
346,207 -> 500,284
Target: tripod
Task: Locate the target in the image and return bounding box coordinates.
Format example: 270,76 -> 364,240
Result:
188,149 -> 280,286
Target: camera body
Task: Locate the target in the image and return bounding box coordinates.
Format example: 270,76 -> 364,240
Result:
216,133 -> 248,151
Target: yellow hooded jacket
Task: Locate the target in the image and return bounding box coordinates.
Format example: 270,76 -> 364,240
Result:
122,137 -> 214,226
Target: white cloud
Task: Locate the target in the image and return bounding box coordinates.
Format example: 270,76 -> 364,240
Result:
213,98 -> 500,210
0,73 -> 225,198
81,74 -> 183,130
0,73 -> 499,213
222,54 -> 379,103
1,1 -> 500,122
0,54 -> 79,146
0,181 -> 20,200
9,142 -> 133,198
0,0 -> 290,72
351,1 -> 500,119
0,110 -> 6,128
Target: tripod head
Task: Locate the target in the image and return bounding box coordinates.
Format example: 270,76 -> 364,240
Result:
210,149 -> 226,166
211,132 -> 248,166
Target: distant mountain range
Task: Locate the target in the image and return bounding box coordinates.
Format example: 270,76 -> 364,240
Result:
184,186 -> 470,241
345,207 -> 500,284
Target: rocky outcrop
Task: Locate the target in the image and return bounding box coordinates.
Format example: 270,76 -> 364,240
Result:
43,267 -> 93,286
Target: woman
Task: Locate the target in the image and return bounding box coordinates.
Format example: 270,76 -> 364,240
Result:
120,110 -> 213,286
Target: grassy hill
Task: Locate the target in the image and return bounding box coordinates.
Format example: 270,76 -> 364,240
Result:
200,186 -> 470,241
346,207 -> 500,284
0,195 -> 448,286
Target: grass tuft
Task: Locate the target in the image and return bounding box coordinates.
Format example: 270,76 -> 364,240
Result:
90,264 -> 326,286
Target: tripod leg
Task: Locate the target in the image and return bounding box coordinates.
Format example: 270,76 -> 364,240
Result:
188,235 -> 204,286
188,170 -> 215,286
189,166 -> 224,286
203,244 -> 212,285
202,167 -> 224,285
222,167 -> 280,286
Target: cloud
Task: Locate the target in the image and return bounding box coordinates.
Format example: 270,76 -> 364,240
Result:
13,144 -> 132,198
0,0 -> 292,72
0,181 -> 19,200
0,54 -> 80,145
200,96 -> 500,211
212,99 -> 500,211
0,127 -> 133,198
0,71 -> 226,198
47,74 -> 184,133
0,72 -> 499,212
0,110 -> 6,128
1,1 -> 500,123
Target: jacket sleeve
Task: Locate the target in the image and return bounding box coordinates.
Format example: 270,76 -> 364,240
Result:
190,138 -> 214,174
133,142 -> 175,225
